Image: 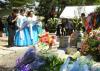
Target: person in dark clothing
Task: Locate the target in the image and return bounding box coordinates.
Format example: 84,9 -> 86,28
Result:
0,17 -> 4,37
61,19 -> 73,36
45,24 -> 49,32
80,13 -> 86,32
61,19 -> 66,36
65,19 -> 74,35
56,24 -> 61,36
96,13 -> 100,28
7,9 -> 19,47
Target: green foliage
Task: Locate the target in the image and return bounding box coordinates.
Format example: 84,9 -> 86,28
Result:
38,50 -> 64,71
73,18 -> 79,30
80,30 -> 100,61
88,38 -> 100,48
72,18 -> 83,31
47,17 -> 59,33
78,0 -> 100,5
36,0 -> 100,17
36,0 -> 53,17
36,0 -> 100,32
96,6 -> 100,13
68,0 -> 85,5
36,0 -> 85,17
66,47 -> 77,55
94,0 -> 100,4
39,55 -> 63,71
8,0 -> 33,7
97,33 -> 100,37
36,0 -> 68,24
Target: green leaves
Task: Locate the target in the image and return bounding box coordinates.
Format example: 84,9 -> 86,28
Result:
38,50 -> 64,71
88,38 -> 100,48
80,30 -> 100,61
96,6 -> 100,13
8,0 -> 33,7
47,18 -> 58,33
39,55 -> 63,71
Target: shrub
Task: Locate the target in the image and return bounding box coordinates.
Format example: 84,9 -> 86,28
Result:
47,17 -> 59,33
38,50 -> 64,71
80,29 -> 100,61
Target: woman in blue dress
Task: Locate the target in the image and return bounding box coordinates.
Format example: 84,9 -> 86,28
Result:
14,9 -> 32,46
26,11 -> 40,46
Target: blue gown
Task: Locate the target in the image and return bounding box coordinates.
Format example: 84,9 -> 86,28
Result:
32,22 -> 39,45
37,21 -> 43,35
14,15 -> 32,46
27,17 -> 41,46
32,21 -> 43,46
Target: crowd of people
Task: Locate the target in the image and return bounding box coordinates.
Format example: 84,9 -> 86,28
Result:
0,8 -> 99,48
7,9 -> 42,47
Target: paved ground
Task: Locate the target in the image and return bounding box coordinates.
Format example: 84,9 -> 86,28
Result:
0,47 -> 30,67
0,37 -> 8,47
0,37 -> 30,68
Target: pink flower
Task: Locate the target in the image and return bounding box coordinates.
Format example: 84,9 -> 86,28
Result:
96,37 -> 100,40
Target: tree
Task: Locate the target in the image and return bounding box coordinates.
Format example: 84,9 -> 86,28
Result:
94,0 -> 100,4
36,0 -> 100,32
36,0 -> 84,23
0,0 -> 9,9
8,0 -> 33,7
36,0 -> 100,18
36,0 -> 54,23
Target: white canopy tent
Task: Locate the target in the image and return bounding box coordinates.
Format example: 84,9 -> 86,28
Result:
60,5 -> 100,19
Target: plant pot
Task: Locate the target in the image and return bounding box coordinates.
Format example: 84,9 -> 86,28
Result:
59,36 -> 68,48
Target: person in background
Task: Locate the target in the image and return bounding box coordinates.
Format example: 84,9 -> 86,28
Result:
36,17 -> 43,36
96,12 -> 100,28
56,24 -> 62,36
27,11 -> 39,46
65,19 -> 74,35
0,17 -> 4,37
7,9 -> 18,47
14,9 -> 32,47
61,19 -> 66,36
80,13 -> 86,32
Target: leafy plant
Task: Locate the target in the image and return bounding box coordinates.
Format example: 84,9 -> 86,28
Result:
72,18 -> 83,31
80,30 -> 100,61
39,55 -> 63,71
38,50 -> 64,71
95,6 -> 100,14
88,38 -> 100,48
47,17 -> 58,33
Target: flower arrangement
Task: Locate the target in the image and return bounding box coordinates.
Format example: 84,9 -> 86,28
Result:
80,28 -> 100,61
